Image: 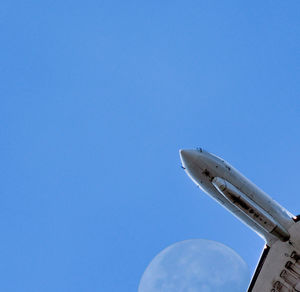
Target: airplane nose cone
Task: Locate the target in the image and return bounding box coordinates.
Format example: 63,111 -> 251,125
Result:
179,149 -> 199,168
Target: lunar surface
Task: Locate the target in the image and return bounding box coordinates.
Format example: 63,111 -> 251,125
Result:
138,239 -> 250,292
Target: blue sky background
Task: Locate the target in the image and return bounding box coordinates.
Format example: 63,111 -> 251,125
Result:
1,1 -> 300,291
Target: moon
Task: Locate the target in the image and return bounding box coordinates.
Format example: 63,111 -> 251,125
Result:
138,239 -> 250,292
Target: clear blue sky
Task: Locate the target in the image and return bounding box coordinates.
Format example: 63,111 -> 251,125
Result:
1,1 -> 300,291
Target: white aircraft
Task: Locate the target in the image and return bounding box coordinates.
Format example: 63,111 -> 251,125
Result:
180,148 -> 300,292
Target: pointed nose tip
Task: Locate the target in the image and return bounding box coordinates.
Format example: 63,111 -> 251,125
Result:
179,149 -> 198,167
179,149 -> 189,160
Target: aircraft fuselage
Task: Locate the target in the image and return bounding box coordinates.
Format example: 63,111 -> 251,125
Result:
180,148 -> 295,244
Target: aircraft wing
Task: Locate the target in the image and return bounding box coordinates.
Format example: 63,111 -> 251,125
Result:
248,222 -> 300,291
